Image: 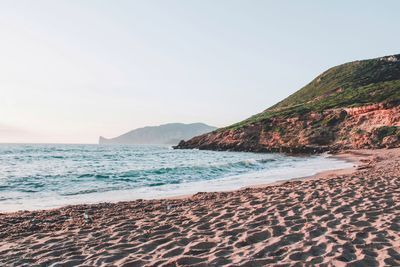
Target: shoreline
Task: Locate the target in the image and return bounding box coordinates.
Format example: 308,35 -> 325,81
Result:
0,151 -> 356,213
1,148 -> 399,266
166,150 -> 365,201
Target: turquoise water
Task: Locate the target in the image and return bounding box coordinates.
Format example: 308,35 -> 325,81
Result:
0,144 -> 352,211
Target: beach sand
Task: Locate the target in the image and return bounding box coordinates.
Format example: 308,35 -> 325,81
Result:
1,148 -> 399,266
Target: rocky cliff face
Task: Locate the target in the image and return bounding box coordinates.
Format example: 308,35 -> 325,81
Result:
175,103 -> 400,153
175,54 -> 400,153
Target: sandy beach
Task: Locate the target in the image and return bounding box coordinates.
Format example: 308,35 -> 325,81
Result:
1,148 -> 399,266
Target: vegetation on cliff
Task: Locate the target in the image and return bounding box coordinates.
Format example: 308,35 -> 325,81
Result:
175,54 -> 400,152
226,54 -> 400,131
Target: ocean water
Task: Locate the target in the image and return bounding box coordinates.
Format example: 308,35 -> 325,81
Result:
0,144 -> 352,212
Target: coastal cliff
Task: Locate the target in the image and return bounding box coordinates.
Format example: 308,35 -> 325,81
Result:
175,54 -> 400,153
99,123 -> 216,145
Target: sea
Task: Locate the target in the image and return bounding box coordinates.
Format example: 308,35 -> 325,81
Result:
0,144 -> 353,212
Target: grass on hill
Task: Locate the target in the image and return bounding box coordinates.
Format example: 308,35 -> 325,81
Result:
224,55 -> 400,131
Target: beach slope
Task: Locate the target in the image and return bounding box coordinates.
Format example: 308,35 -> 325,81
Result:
1,148 -> 400,266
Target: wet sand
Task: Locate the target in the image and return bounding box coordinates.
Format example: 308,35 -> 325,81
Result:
1,148 -> 399,266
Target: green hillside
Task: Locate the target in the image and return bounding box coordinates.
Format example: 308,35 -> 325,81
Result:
227,54 -> 400,130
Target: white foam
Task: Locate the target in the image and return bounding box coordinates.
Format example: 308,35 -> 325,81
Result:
0,155 -> 353,212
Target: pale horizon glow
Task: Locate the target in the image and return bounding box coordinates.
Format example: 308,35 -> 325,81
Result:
1,0 -> 399,143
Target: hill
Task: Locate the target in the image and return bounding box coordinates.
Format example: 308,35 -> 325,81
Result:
175,54 -> 400,153
99,123 -> 216,145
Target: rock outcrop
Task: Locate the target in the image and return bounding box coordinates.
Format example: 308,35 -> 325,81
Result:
175,54 -> 400,153
175,104 -> 400,153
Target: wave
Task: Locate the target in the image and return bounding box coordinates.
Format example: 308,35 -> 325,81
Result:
73,158 -> 277,185
0,145 -> 282,202
0,144 -> 354,211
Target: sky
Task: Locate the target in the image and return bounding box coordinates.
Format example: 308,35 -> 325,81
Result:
0,0 -> 399,143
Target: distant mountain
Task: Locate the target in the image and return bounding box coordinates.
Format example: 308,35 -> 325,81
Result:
99,123 -> 217,145
176,54 -> 400,152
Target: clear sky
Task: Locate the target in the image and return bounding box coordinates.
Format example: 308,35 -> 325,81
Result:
1,0 -> 399,143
